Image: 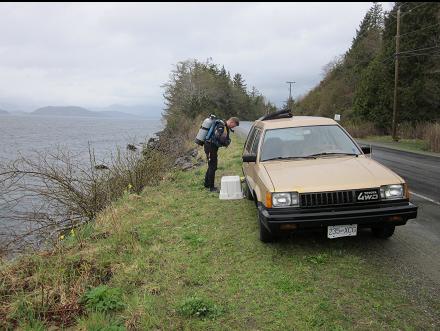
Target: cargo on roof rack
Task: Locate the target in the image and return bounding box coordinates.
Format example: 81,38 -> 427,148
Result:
258,109 -> 293,121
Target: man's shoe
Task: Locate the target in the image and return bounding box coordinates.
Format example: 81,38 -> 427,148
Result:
209,187 -> 219,193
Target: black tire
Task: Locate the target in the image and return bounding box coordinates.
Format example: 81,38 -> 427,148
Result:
258,210 -> 274,243
243,180 -> 253,200
372,225 -> 395,239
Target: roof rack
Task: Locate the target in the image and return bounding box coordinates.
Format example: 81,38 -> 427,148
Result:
258,109 -> 293,121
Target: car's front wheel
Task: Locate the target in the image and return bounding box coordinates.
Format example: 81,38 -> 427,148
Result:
258,210 -> 274,243
372,225 -> 395,238
243,180 -> 253,201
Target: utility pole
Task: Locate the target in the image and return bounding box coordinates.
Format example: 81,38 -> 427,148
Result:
392,7 -> 400,141
286,81 -> 295,111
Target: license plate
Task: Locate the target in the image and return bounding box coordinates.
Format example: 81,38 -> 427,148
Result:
327,224 -> 357,239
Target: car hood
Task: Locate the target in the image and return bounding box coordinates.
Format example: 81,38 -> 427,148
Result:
262,156 -> 403,193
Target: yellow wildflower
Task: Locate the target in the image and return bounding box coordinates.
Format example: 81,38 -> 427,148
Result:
60,235 -> 65,240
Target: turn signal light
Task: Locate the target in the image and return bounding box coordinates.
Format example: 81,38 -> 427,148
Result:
265,192 -> 272,208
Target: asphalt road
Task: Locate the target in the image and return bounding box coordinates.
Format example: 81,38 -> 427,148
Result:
234,122 -> 440,302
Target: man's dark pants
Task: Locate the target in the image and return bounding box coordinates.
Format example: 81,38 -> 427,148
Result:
204,142 -> 218,188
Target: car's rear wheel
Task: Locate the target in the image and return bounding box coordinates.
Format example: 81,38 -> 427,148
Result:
258,210 -> 274,243
372,225 -> 395,238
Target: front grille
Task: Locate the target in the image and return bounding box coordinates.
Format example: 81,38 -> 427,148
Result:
300,190 -> 356,208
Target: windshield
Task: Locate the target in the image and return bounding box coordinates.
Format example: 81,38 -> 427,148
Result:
260,125 -> 361,161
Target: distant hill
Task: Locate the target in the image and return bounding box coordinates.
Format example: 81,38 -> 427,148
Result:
97,111 -> 138,119
31,106 -> 138,119
32,106 -> 93,117
0,109 -> 9,115
92,104 -> 162,118
8,111 -> 27,116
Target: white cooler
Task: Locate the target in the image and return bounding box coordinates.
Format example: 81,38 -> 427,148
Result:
219,176 -> 243,200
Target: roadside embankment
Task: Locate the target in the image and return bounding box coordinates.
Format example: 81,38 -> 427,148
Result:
1,136 -> 438,330
357,136 -> 440,157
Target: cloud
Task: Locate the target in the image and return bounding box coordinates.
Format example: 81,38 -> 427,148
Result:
0,2 -> 390,112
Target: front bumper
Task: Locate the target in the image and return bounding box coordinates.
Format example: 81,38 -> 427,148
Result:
258,200 -> 418,233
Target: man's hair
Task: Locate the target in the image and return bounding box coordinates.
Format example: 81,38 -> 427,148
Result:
228,117 -> 240,126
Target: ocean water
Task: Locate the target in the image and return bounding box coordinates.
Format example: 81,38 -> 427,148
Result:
0,115 -> 163,250
0,115 -> 163,163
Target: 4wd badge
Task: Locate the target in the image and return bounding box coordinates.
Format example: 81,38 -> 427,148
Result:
356,190 -> 379,201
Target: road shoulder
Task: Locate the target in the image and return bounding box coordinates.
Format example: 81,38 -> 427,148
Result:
356,139 -> 440,158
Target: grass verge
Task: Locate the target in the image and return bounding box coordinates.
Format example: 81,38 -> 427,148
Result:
1,136 -> 438,330
360,135 -> 439,155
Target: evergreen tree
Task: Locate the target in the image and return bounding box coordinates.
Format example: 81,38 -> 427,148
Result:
162,59 -> 272,124
298,2 -> 439,129
354,2 -> 440,126
296,3 -> 385,118
233,73 -> 247,93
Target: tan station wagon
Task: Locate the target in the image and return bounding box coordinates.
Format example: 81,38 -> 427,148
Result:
242,110 -> 418,242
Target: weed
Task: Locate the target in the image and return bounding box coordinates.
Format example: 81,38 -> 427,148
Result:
76,312 -> 126,331
182,233 -> 207,247
9,297 -> 36,323
274,276 -> 306,294
19,318 -> 46,331
305,253 -> 329,264
176,297 -> 223,319
82,285 -> 125,313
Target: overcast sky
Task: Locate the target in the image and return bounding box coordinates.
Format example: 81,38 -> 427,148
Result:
0,2 -> 393,114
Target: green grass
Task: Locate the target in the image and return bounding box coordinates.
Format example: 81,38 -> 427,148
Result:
361,135 -> 433,154
1,137 -> 438,330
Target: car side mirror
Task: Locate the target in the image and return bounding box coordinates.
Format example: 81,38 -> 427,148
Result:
361,146 -> 371,154
242,154 -> 257,162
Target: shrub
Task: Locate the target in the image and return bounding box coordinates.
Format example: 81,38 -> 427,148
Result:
342,121 -> 379,138
397,121 -> 426,140
424,122 -> 440,153
0,133 -> 175,253
176,297 -> 223,319
82,285 -> 125,313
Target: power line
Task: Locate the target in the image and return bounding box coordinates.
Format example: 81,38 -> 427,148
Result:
402,2 -> 432,16
381,54 -> 395,63
397,22 -> 440,38
399,50 -> 440,57
398,45 -> 440,55
378,48 -> 440,62
388,2 -> 431,19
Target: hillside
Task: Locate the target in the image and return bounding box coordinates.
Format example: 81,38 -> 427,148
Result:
31,106 -> 138,118
296,3 -> 440,128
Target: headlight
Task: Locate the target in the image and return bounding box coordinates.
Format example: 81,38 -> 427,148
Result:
272,192 -> 299,207
380,184 -> 404,200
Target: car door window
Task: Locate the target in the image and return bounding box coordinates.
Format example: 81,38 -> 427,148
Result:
245,127 -> 257,153
251,129 -> 261,156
